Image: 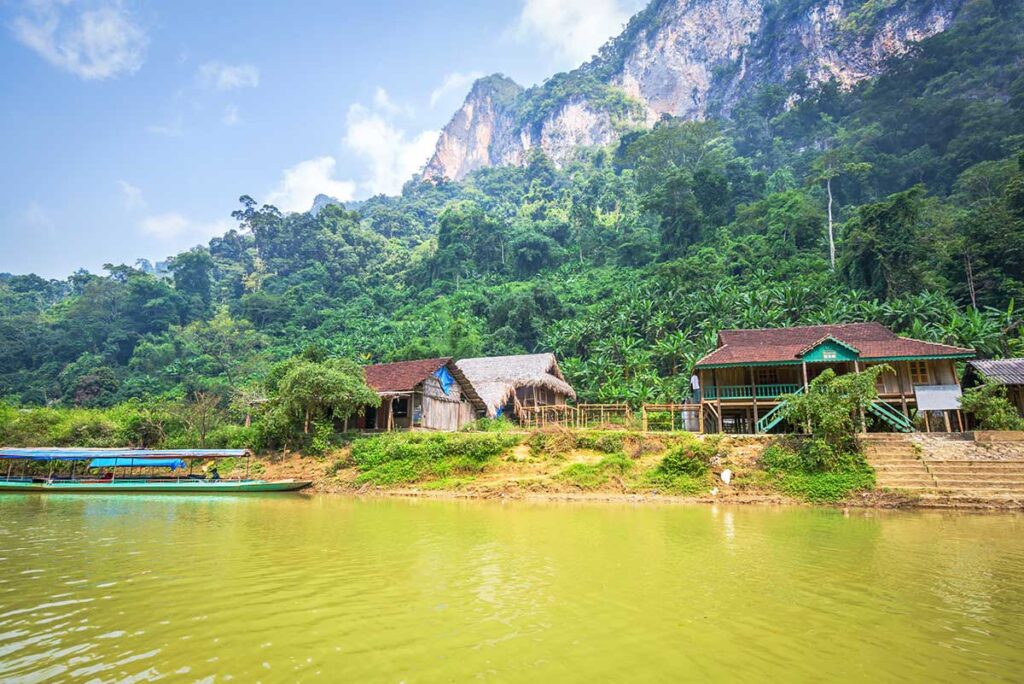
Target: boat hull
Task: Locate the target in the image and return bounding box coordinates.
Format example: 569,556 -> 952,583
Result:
0,479 -> 312,493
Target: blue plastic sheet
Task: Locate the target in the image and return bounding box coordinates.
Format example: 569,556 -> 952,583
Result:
434,366 -> 454,395
89,458 -> 186,470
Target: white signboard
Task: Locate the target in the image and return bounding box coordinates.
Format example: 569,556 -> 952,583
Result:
914,384 -> 963,411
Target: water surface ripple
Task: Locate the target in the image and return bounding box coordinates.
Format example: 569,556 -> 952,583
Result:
1,495 -> 1023,682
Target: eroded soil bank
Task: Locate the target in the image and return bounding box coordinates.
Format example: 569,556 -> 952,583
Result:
246,431 -> 1004,509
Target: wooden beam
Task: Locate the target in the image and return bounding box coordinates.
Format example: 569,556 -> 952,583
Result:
749,366 -> 759,430
899,361 -> 909,418
713,368 -> 723,433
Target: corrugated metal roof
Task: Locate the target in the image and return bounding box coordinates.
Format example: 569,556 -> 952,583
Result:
968,359 -> 1024,385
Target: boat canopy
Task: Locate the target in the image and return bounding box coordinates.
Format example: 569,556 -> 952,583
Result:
88,458 -> 187,470
0,448 -> 249,461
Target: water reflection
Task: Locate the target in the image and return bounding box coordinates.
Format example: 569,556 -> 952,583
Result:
0,496 -> 1022,682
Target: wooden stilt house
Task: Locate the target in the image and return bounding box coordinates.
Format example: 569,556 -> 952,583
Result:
692,323 -> 974,434
358,358 -> 485,432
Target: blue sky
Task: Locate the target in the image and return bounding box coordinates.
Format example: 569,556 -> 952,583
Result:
0,0 -> 646,278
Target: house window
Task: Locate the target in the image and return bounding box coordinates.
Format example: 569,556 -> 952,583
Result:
755,367 -> 780,385
908,361 -> 930,385
393,397 -> 409,418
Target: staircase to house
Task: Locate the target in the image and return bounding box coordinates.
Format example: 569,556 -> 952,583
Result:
754,387 -> 803,434
867,401 -> 914,432
862,434 -> 1024,507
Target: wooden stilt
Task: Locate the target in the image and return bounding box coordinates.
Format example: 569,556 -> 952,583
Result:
749,366 -> 759,432
712,369 -> 723,434
943,410 -> 952,433
899,361 -> 910,418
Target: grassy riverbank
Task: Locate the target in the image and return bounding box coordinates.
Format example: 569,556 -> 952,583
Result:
243,428 -> 910,507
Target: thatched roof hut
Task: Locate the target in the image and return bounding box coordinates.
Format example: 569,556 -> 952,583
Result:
456,353 -> 576,418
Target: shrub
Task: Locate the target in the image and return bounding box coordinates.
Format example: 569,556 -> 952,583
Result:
352,432 -> 520,486
760,441 -> 875,503
527,427 -> 577,457
653,440 -> 715,478
204,424 -> 261,450
575,431 -> 627,454
961,380 -> 1024,430
460,418 -> 517,432
556,453 -> 633,490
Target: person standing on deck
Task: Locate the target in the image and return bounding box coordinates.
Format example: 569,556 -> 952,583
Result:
690,373 -> 701,403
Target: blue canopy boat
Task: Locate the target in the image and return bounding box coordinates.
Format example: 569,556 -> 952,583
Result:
0,448 -> 311,493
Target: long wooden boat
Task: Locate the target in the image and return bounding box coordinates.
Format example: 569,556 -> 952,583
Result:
0,448 -> 311,494
0,478 -> 311,493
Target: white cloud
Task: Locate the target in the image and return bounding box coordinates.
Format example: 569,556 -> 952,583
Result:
373,87 -> 412,117
23,201 -> 54,228
12,0 -> 148,80
140,212 -> 232,241
430,71 -> 483,108
198,61 -> 259,90
222,104 -> 240,126
343,104 -> 439,196
146,115 -> 183,137
514,0 -> 645,65
265,157 -> 357,213
117,180 -> 145,210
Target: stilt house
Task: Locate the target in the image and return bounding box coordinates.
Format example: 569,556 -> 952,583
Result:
693,323 -> 974,434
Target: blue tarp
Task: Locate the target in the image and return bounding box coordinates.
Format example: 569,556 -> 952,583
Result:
0,448 -> 248,461
434,366 -> 454,395
89,458 -> 186,470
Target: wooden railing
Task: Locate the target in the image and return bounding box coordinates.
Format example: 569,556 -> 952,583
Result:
704,384 -> 801,400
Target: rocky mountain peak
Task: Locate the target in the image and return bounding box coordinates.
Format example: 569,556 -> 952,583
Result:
421,0 -> 966,182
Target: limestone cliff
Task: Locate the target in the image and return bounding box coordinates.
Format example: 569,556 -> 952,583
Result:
422,0 -> 966,181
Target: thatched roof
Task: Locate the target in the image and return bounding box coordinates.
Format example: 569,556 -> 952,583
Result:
456,353 -> 576,417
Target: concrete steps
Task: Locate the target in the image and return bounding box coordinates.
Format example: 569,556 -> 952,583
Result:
859,434 -> 1024,507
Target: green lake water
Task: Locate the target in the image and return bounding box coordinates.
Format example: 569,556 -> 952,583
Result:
1,496 -> 1023,682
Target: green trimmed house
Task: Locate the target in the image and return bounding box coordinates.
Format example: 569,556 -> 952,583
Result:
692,323 -> 974,434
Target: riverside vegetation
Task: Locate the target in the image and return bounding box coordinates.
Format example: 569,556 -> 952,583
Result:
0,3 -> 1022,486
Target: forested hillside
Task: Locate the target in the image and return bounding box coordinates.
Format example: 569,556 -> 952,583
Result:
1,1 -> 1022,419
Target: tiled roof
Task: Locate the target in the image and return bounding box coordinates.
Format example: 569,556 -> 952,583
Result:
969,359 -> 1024,385
695,323 -> 974,368
363,358 -> 451,393
362,357 -> 486,410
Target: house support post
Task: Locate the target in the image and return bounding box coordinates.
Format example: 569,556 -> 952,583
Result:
712,369 -> 723,433
899,361 -> 910,418
853,361 -> 867,433
801,361 -> 811,433
749,366 -> 759,433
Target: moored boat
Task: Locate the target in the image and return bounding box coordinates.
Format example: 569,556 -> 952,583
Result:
0,448 -> 312,494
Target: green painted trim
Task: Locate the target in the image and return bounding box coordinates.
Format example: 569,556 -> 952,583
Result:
799,338 -> 860,363
860,354 -> 974,362
697,361 -> 803,369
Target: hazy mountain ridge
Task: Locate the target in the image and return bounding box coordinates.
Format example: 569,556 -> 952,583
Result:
422,0 -> 966,181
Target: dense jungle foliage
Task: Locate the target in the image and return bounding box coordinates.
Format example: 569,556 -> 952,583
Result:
1,2 -> 1022,446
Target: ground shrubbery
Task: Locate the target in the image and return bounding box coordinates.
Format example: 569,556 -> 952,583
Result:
556,453 -> 633,490
643,436 -> 719,495
351,432 -> 521,486
761,439 -> 875,503
960,381 -> 1024,431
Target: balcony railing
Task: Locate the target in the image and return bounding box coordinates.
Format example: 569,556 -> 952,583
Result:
704,384 -> 801,400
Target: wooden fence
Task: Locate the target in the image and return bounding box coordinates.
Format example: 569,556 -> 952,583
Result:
519,403 -> 703,432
